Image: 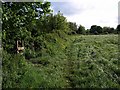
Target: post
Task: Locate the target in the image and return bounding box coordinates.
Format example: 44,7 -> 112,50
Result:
16,40 -> 24,54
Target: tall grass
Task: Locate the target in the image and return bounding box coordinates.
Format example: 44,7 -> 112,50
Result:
2,34 -> 120,88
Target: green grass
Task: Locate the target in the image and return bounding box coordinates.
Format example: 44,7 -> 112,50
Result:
65,35 -> 119,88
3,34 -> 120,88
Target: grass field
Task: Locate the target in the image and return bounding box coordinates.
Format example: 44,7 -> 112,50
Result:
3,34 -> 120,88
65,35 -> 119,87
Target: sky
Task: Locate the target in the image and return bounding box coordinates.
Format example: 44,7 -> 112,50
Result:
48,0 -> 119,29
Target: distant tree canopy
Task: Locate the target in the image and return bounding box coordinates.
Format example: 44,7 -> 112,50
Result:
76,25 -> 86,34
90,25 -> 103,35
68,22 -> 77,34
116,24 -> 120,34
68,23 -> 118,35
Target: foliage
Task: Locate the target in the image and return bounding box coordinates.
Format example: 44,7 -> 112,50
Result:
76,25 -> 86,34
68,22 -> 77,34
2,2 -> 52,53
90,25 -> 103,35
40,12 -> 69,33
2,51 -> 29,88
116,24 -> 120,34
103,27 -> 115,34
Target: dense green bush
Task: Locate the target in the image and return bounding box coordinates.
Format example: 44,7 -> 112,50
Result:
2,51 -> 29,88
24,48 -> 36,59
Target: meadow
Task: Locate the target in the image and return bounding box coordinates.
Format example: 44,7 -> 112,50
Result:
3,34 -> 120,88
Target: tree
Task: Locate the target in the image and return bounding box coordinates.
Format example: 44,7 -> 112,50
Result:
90,25 -> 102,35
103,27 -> 115,34
52,11 -> 69,32
76,25 -> 86,34
96,26 -> 103,34
109,28 -> 115,34
39,11 -> 69,33
90,25 -> 97,34
116,24 -> 120,34
68,22 -> 77,34
103,27 -> 110,34
86,29 -> 90,35
2,2 -> 52,53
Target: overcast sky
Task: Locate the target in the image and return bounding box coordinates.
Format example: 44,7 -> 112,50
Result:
48,0 -> 119,29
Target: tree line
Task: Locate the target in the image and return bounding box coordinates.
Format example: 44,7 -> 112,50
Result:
68,22 -> 120,35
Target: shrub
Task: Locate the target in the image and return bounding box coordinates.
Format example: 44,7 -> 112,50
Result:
2,50 -> 29,88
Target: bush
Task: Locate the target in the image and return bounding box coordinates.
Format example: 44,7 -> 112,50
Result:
24,48 -> 37,59
2,51 -> 29,88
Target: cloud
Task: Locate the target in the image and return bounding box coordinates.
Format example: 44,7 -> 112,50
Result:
51,2 -> 89,16
50,0 -> 119,29
118,1 -> 120,24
